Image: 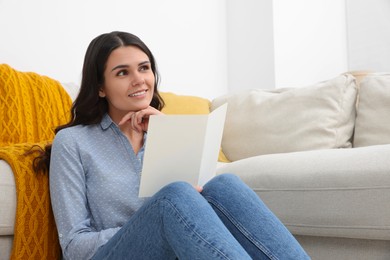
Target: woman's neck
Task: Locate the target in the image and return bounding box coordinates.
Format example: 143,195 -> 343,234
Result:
119,122 -> 144,154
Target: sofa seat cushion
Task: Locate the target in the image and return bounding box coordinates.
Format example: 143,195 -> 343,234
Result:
353,73 -> 390,147
211,74 -> 358,161
216,144 -> 390,240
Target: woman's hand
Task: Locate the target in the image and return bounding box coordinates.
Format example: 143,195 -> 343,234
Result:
194,185 -> 203,193
118,106 -> 163,133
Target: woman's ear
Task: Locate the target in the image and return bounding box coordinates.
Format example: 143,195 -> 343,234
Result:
98,88 -> 106,98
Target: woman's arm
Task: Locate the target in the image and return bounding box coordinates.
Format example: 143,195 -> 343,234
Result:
50,129 -> 119,260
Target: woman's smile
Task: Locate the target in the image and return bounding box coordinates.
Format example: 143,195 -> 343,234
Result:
128,89 -> 148,98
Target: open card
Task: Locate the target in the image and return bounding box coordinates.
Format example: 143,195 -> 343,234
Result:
138,104 -> 227,197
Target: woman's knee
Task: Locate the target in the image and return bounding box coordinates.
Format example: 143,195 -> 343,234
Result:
156,181 -> 198,199
153,181 -> 213,217
202,173 -> 254,202
205,173 -> 241,189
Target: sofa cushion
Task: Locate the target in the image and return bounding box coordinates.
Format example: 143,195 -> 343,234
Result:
216,144 -> 390,240
211,75 -> 358,161
353,73 -> 390,147
160,92 -> 210,115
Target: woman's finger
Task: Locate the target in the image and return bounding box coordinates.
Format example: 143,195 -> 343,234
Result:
118,112 -> 135,126
118,106 -> 164,131
131,112 -> 142,132
194,185 -> 203,193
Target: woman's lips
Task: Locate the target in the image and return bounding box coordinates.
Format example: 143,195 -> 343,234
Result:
128,89 -> 147,97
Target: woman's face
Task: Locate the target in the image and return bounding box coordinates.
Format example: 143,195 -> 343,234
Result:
100,46 -> 155,122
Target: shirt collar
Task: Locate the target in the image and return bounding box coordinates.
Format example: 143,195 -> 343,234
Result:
100,113 -> 115,130
99,113 -> 148,142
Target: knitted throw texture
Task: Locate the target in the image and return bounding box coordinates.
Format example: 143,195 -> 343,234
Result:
0,64 -> 72,259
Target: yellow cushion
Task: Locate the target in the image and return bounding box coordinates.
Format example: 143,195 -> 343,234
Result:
217,149 -> 230,163
0,64 -> 72,146
160,92 -> 230,163
160,92 -> 211,115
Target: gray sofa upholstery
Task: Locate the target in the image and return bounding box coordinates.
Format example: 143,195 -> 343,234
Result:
216,144 -> 390,259
212,72 -> 390,259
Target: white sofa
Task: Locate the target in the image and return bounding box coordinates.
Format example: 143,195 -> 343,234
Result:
1,72 -> 390,259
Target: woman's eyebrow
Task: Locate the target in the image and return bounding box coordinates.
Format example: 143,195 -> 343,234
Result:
139,61 -> 150,66
111,61 -> 150,72
111,64 -> 129,72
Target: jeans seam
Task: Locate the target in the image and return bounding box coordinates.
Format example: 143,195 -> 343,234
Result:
161,197 -> 234,260
205,196 -> 278,260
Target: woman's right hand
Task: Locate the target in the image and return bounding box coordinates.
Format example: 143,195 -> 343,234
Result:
118,106 -> 164,133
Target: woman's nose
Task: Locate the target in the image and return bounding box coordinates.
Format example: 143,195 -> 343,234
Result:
132,72 -> 145,87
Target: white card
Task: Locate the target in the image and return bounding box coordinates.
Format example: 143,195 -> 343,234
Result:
138,104 -> 227,197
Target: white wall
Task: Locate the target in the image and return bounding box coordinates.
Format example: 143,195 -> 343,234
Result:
1,1 -> 388,99
225,0 -> 351,91
273,0 -> 348,88
226,0 -> 275,91
0,0 -> 228,100
346,0 -> 390,72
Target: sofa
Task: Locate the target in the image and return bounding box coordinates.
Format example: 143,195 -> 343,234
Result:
1,64 -> 389,260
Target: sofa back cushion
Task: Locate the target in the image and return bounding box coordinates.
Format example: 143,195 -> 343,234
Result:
160,92 -> 210,115
0,64 -> 72,146
353,73 -> 390,147
211,74 -> 358,161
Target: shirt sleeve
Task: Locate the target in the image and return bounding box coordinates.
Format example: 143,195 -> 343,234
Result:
50,129 -> 120,260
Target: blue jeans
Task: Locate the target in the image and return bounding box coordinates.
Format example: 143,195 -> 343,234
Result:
92,174 -> 310,259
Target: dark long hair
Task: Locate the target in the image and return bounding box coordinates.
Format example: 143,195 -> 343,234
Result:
34,31 -> 165,172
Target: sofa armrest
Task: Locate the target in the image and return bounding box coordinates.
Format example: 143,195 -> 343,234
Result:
0,159 -> 16,236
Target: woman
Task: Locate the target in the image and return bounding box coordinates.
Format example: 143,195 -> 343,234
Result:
41,31 -> 310,259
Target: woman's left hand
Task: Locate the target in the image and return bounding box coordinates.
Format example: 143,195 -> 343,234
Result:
118,106 -> 163,133
194,185 -> 203,193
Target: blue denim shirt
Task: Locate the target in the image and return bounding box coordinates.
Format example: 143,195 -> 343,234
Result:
50,114 -> 147,260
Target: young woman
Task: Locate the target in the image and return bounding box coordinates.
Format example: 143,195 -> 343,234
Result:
41,31 -> 310,260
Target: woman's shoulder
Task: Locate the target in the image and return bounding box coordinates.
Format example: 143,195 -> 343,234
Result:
55,124 -> 86,137
53,124 -> 96,146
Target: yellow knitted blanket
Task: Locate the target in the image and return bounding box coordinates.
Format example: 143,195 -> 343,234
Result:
0,64 -> 72,259
0,64 -> 71,146
0,143 -> 61,259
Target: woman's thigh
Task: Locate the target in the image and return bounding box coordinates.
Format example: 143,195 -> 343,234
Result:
92,180 -> 250,260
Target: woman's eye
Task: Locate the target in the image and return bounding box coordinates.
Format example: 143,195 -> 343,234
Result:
139,65 -> 150,72
117,70 -> 128,76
